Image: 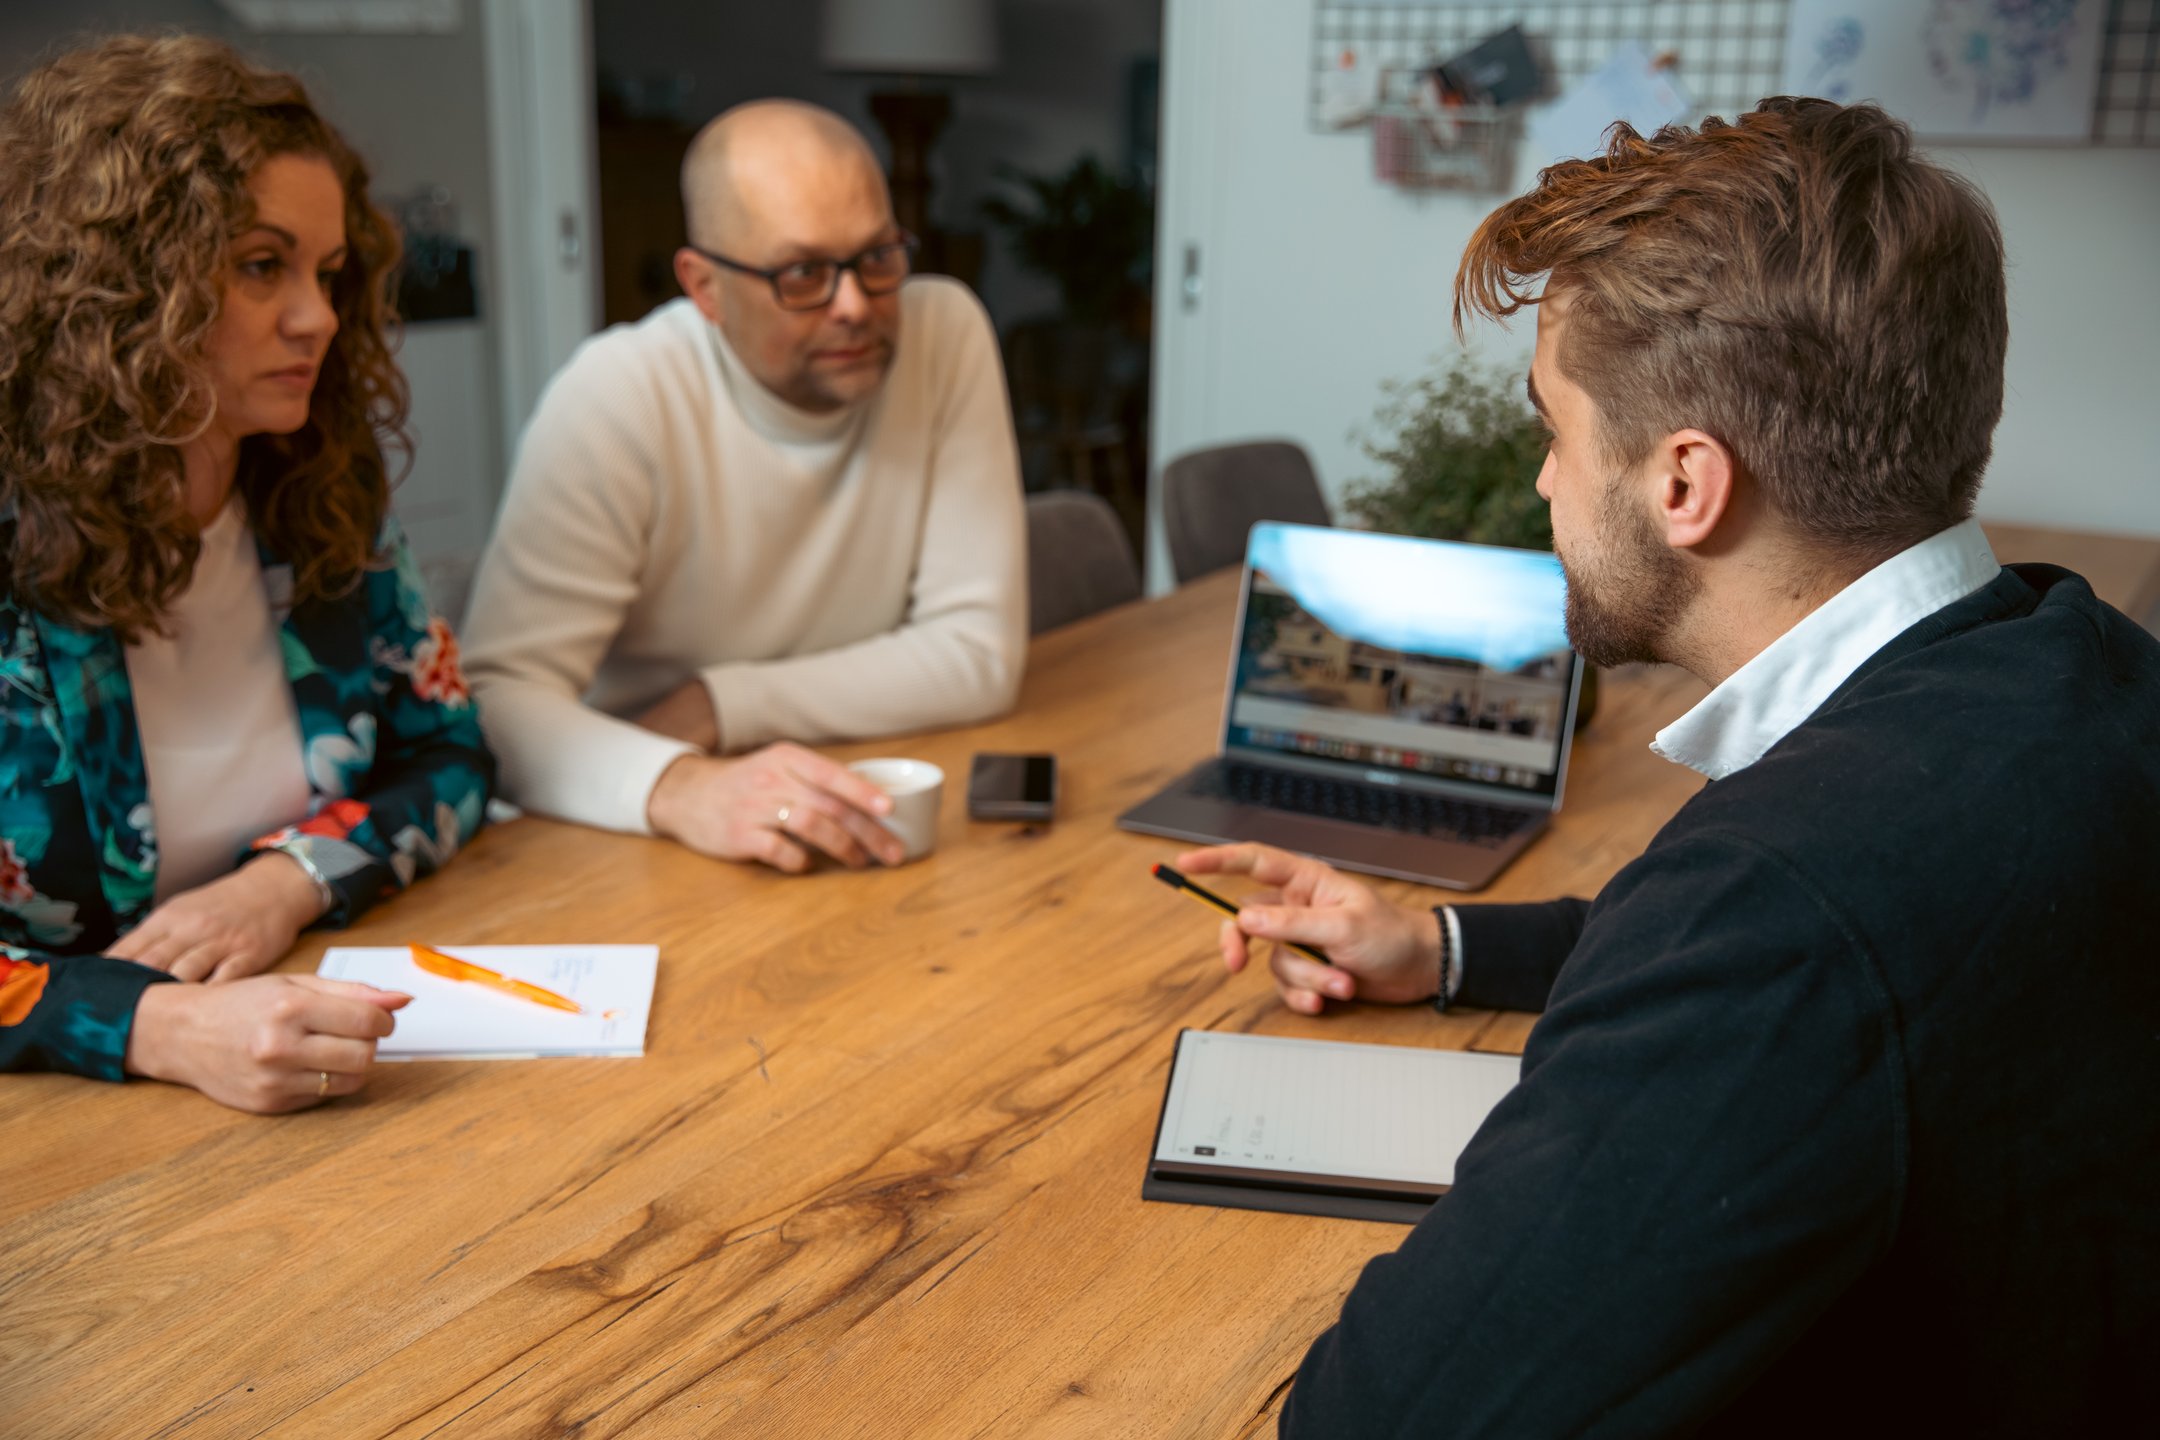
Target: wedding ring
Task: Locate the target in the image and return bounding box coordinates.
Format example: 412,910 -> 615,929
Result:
317,1070 -> 331,1100
776,805 -> 791,829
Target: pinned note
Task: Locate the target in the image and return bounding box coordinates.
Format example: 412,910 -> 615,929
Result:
1529,42 -> 1694,170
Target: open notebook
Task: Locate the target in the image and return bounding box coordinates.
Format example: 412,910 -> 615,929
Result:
1144,1029 -> 1521,1224
317,945 -> 657,1060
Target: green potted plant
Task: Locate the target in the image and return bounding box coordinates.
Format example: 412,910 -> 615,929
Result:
980,153 -> 1154,328
1344,354 -> 1598,727
982,155 -> 1155,535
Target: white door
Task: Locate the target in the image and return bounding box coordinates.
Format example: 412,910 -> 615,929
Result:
1147,0 -> 1540,593
482,0 -> 602,460
1146,0 -> 1235,592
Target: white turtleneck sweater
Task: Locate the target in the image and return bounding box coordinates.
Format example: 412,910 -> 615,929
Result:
461,277 -> 1027,835
123,495 -> 312,900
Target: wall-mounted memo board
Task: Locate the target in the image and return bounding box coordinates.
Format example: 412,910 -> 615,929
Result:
2095,0 -> 2160,143
1309,0 -> 2160,147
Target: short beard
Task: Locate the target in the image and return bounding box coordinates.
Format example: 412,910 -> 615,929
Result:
1557,473 -> 1700,669
783,340 -> 895,412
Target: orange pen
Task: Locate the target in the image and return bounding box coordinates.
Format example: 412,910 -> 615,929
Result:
408,944 -> 585,1015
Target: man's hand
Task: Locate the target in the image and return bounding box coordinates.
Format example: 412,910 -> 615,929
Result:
125,974 -> 409,1114
1177,843 -> 1442,1014
647,743 -> 905,872
106,853 -> 327,983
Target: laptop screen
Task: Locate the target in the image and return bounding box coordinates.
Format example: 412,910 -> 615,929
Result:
1224,524 -> 1579,800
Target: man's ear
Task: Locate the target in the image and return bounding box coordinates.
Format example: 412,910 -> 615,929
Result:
674,249 -> 725,326
1653,428 -> 1737,553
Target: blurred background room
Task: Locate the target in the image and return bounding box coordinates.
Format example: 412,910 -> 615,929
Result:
4,0 -> 2154,623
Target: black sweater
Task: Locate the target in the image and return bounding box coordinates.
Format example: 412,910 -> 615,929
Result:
1282,565 -> 2160,1438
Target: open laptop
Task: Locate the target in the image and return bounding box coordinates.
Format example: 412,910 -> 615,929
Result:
1117,522 -> 1582,890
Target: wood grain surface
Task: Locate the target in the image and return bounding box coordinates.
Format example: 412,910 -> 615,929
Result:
11,519 -> 2134,1439
1982,520 -> 2160,625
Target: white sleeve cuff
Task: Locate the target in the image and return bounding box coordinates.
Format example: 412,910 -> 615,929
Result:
1441,904 -> 1466,1001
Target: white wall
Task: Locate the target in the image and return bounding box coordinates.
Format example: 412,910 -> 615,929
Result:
255,16 -> 507,617
1953,144 -> 2160,536
1151,0 -> 2160,587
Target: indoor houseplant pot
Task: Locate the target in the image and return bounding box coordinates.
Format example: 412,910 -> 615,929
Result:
1344,354 -> 1599,729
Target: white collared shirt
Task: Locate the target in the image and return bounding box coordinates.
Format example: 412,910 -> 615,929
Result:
1443,517 -> 2001,1001
1651,517 -> 2001,780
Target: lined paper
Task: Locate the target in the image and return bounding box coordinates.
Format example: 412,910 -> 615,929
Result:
1155,1031 -> 1519,1186
318,945 -> 656,1060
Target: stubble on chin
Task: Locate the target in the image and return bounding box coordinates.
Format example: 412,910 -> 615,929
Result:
1557,481 -> 1699,669
804,353 -> 892,410
802,328 -> 897,405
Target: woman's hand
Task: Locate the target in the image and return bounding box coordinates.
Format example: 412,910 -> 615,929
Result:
1177,843 -> 1442,1014
106,853 -> 328,982
125,974 -> 409,1113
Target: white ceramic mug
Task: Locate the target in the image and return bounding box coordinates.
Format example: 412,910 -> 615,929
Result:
847,758 -> 945,862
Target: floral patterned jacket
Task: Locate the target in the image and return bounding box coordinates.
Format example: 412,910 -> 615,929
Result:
0,517 -> 495,1080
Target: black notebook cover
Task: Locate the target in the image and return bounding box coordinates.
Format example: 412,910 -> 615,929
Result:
1140,1029 -> 1519,1226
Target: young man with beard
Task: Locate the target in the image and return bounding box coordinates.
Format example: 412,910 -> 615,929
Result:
464,101 -> 1024,872
1180,98 -> 2158,1435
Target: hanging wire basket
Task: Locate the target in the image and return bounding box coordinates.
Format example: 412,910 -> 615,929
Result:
1369,66 -> 1522,193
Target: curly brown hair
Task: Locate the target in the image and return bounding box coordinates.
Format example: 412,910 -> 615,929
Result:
1457,98 -> 2007,566
0,32 -> 410,639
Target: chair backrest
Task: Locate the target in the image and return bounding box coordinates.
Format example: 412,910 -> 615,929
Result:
1160,439 -> 1331,584
1025,490 -> 1142,635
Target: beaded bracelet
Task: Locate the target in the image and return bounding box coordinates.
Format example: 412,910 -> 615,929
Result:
1432,905 -> 1455,1015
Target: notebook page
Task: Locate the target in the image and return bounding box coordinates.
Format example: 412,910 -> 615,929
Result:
318,945 -> 657,1060
1154,1031 -> 1520,1187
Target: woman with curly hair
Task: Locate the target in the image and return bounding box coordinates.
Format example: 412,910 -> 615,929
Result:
0,33 -> 496,1110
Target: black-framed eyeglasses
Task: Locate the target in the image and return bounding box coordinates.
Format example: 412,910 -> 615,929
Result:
686,233 -> 918,311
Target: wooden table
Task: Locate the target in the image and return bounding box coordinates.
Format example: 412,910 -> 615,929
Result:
1982,520 -> 2160,626
0,571 -> 1707,1438
8,517 -> 2147,1438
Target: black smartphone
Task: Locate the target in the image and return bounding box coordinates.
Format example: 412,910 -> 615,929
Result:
967,753 -> 1057,822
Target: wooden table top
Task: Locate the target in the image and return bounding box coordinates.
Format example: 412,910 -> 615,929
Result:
0,569 -> 1711,1439
1981,519 -> 2160,622
3,519 -> 2144,1438
16,511 -> 2142,1433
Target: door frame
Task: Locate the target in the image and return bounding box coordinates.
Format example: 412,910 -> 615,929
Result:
1147,0 -> 1232,593
480,0 -> 602,467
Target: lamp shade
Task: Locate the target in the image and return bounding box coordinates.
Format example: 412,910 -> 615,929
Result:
821,0 -> 997,75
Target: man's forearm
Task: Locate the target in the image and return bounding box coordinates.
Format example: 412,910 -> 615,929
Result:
1285,842 -> 1893,1436
1449,896 -> 1592,1013
701,614 -> 1022,754
635,677 -> 722,752
470,674 -> 697,836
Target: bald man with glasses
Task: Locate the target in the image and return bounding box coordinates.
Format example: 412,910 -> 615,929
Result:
463,100 -> 1025,871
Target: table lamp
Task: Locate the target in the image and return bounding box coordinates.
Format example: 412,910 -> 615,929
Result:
821,0 -> 998,250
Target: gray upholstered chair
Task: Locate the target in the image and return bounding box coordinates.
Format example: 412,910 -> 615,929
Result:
1025,490 -> 1143,635
1160,439 -> 1332,584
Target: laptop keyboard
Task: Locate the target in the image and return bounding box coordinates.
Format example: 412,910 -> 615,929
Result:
1199,763 -> 1536,848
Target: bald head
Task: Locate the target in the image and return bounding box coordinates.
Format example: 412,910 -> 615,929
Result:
682,99 -> 890,253
673,99 -> 906,413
